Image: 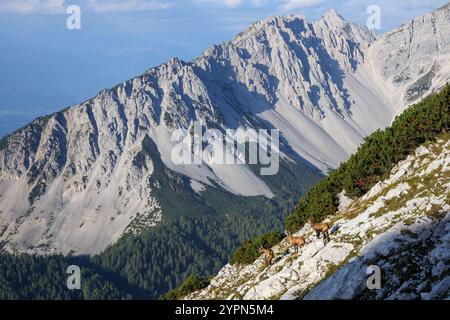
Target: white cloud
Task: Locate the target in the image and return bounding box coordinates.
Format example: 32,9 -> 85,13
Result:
279,0 -> 326,11
0,0 -> 66,14
196,0 -> 267,8
0,0 -> 173,14
88,0 -> 173,13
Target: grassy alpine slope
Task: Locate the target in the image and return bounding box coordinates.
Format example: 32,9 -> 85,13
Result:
185,131 -> 450,300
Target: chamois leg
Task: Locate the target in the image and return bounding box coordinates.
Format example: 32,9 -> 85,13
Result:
325,231 -> 330,242
316,230 -> 321,239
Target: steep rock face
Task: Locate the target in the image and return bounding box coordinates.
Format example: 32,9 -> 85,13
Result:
194,11 -> 380,169
1,6 -> 450,254
0,99 -> 163,254
187,135 -> 450,300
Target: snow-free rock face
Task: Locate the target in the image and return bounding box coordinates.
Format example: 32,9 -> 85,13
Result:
369,3 -> 450,104
187,135 -> 450,300
1,6 -> 450,254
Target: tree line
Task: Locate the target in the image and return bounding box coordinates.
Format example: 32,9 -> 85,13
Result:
1,84 -> 448,300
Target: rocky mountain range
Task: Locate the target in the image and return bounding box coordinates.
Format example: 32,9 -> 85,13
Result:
1,4 -> 450,255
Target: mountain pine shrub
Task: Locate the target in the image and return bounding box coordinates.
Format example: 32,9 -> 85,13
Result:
285,83 -> 450,233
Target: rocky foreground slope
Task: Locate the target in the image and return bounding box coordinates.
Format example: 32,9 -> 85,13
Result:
187,135 -> 450,300
1,5 -> 450,254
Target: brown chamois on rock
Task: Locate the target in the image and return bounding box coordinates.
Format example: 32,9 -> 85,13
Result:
258,247 -> 274,267
308,219 -> 330,242
286,232 -> 306,253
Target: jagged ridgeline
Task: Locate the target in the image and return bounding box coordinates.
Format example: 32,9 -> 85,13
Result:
3,4 -> 450,257
217,84 -> 450,267
1,4 -> 450,299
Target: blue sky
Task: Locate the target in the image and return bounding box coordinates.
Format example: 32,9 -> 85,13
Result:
0,0 -> 448,136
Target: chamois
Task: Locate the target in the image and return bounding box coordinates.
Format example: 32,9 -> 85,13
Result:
308,219 -> 330,242
258,247 -> 274,267
286,232 -> 306,253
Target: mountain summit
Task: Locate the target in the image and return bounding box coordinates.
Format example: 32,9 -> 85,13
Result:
1,7 -> 450,255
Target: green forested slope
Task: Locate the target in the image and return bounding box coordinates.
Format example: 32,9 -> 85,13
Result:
0,254 -> 146,299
